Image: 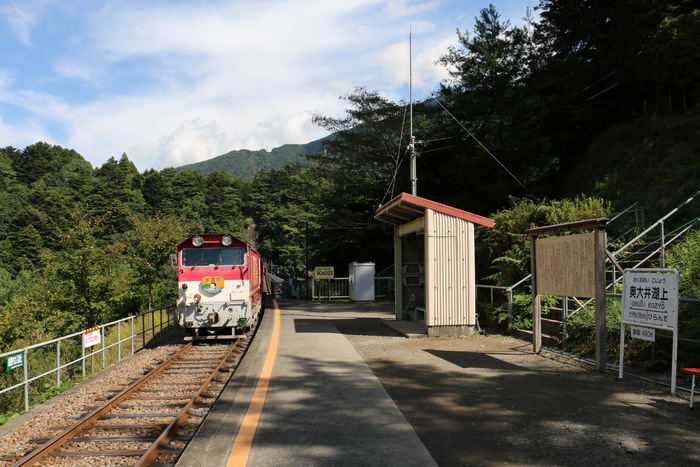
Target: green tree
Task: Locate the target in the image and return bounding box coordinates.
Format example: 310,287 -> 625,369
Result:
203,171 -> 247,237
9,142 -> 57,184
667,229 -> 700,298
142,168 -> 177,215
87,154 -> 147,238
9,224 -> 44,272
483,195 -> 612,286
115,213 -> 202,310
251,164 -> 328,278
39,213 -> 137,331
435,5 -> 552,207
0,147 -> 17,189
171,170 -> 207,223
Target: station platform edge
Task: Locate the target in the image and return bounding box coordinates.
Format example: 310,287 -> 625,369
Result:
176,299 -> 436,467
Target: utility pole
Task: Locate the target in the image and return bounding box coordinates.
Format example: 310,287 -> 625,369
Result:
409,29 -> 417,196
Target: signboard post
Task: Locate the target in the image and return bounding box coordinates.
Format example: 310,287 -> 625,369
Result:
619,268 -> 679,393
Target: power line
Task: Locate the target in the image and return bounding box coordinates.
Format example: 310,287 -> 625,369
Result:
431,97 -> 534,197
380,101 -> 409,206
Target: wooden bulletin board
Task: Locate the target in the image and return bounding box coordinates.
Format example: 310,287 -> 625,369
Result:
526,218 -> 609,372
535,232 -> 595,298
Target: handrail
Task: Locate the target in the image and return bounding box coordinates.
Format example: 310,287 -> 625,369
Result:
507,274 -> 531,291
610,202 -> 639,222
612,189 -> 700,257
0,306 -> 175,415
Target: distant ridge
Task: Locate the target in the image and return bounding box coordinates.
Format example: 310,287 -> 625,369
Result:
176,135 -> 330,180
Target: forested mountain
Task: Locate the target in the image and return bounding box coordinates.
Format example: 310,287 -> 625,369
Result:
1,0 -> 699,357
176,137 -> 329,180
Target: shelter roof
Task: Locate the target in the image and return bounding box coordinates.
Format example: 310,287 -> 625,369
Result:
375,192 -> 494,228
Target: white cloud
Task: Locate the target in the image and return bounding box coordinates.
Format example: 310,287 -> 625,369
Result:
0,0 -> 56,46
53,59 -> 99,81
0,0 -> 539,171
158,119 -> 228,167
382,0 -> 439,18
0,115 -> 52,151
374,35 -> 455,94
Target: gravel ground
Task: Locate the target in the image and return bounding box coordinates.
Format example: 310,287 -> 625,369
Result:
0,343 -> 183,465
330,313 -> 700,467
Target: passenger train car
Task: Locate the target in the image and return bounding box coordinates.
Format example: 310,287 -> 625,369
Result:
174,233 -> 265,340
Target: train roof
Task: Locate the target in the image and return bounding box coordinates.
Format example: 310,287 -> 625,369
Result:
177,233 -> 259,253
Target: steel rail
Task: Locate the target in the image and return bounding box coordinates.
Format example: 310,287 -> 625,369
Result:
135,341 -> 242,465
12,343 -> 194,466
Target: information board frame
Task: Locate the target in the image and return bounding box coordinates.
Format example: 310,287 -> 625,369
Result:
526,218 -> 609,372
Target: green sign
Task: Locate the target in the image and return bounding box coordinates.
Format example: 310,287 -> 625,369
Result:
6,352 -> 24,370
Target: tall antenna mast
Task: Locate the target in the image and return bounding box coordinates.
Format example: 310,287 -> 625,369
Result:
409,28 -> 417,196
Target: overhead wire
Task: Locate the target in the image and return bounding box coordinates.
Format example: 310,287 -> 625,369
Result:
380,100 -> 410,206
431,96 -> 535,197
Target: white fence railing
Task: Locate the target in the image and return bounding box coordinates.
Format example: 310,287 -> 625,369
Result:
311,278 -> 350,300
310,276 -> 395,301
0,306 -> 175,415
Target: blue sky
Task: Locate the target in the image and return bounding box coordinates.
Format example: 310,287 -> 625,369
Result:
0,0 -> 538,171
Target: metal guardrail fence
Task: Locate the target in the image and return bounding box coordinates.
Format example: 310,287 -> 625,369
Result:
309,276 -> 395,301
0,306 -> 175,415
311,278 -> 350,300
374,276 -> 394,298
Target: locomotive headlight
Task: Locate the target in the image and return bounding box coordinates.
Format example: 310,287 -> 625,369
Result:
192,235 -> 204,247
221,234 -> 233,246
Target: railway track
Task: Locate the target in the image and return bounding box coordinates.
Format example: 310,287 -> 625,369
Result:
11,338 -> 249,466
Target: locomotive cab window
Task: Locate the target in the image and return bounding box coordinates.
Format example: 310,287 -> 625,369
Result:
182,247 -> 245,267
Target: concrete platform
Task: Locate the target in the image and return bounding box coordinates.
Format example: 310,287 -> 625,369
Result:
177,299 -> 436,466
382,319 -> 427,338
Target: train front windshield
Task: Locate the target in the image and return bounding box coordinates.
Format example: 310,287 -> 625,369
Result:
182,247 -> 245,267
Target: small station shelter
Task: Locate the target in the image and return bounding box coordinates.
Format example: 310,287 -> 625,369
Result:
375,193 -> 495,337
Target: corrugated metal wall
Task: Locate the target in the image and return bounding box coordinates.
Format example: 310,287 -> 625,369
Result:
425,209 -> 475,327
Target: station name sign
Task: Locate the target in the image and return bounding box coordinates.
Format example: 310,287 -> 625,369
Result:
622,269 -> 678,331
619,268 -> 680,393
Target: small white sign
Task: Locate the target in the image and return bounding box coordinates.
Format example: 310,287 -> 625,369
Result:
83,329 -> 102,348
631,326 -> 655,342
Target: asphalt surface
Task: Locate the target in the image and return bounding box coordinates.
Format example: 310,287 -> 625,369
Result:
323,301 -> 699,466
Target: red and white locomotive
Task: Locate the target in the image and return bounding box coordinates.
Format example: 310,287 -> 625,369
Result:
174,233 -> 264,340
